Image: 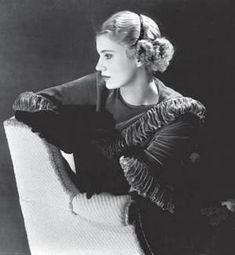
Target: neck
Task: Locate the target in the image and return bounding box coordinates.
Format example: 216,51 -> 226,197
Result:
120,70 -> 159,106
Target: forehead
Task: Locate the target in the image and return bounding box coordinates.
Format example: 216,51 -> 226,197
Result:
96,34 -> 126,53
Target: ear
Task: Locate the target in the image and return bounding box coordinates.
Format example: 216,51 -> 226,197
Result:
126,48 -> 142,67
136,58 -> 143,68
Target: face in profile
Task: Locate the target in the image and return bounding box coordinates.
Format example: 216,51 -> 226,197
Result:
96,34 -> 140,90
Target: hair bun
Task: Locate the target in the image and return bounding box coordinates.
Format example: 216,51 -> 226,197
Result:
136,37 -> 174,73
153,37 -> 174,59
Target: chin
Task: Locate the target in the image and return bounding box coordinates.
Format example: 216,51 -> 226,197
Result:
105,81 -> 121,90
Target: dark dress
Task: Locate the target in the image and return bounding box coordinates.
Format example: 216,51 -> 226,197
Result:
13,72 -> 235,255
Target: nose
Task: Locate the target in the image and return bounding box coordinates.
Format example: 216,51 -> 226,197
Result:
95,57 -> 106,72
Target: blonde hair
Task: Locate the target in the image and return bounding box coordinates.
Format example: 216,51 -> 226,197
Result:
96,10 -> 174,75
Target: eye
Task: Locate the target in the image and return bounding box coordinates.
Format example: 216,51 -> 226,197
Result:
104,53 -> 113,60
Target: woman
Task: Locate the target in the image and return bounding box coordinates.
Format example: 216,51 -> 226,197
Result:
13,10 -> 234,255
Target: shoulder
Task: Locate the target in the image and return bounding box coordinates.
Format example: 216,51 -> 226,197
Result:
37,72 -> 104,105
155,77 -> 182,102
157,96 -> 206,125
43,72 -> 100,91
73,72 -> 102,87
120,95 -> 206,144
154,77 -> 206,124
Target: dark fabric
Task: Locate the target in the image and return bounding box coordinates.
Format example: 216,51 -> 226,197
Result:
101,93 -> 206,213
14,106 -> 116,153
105,88 -> 155,124
38,72 -> 98,106
120,114 -> 200,213
133,194 -> 235,255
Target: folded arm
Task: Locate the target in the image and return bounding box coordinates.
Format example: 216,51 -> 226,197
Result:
119,114 -> 201,213
11,73 -> 114,153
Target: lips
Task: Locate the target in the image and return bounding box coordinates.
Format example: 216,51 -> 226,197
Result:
102,75 -> 111,79
102,75 -> 111,81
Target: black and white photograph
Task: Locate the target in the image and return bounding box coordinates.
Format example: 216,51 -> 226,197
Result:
0,0 -> 234,254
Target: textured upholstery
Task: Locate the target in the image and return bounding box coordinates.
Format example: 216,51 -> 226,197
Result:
4,118 -> 143,255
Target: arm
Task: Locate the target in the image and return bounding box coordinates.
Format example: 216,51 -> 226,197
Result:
36,72 -> 99,106
119,114 -> 201,213
12,73 -> 109,153
12,72 -> 99,113
97,97 -> 206,212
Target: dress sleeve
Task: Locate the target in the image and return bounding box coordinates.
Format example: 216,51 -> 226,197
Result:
12,73 -> 103,153
12,72 -> 99,113
119,114 -> 200,213
37,72 -> 99,106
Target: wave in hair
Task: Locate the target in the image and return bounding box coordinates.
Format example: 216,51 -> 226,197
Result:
136,37 -> 174,73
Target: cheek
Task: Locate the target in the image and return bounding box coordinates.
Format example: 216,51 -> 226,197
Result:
124,62 -> 137,78
116,59 -> 136,76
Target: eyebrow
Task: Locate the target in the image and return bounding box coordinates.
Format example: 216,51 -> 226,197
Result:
100,50 -> 116,53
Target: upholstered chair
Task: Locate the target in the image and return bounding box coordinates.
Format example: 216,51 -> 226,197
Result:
4,118 -> 143,255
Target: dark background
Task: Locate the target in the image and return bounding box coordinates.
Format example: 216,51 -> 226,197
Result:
0,0 -> 234,254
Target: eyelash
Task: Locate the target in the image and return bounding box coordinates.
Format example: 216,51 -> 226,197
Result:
104,53 -> 113,60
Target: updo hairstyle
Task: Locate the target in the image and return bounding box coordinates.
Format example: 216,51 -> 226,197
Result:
96,11 -> 174,75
